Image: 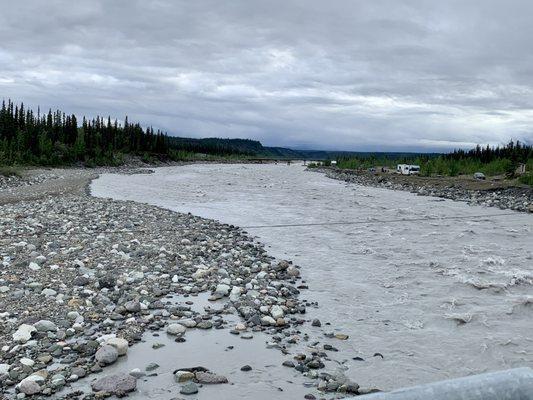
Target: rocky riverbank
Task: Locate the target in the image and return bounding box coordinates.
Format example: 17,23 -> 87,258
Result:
0,169 -> 362,399
316,168 -> 533,213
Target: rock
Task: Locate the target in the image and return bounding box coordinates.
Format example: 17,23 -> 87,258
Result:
167,323 -> 186,336
282,360 -> 295,368
178,319 -> 197,328
20,358 -> 35,367
124,300 -> 141,313
287,266 -> 300,277
335,333 -> 349,340
180,381 -> 199,395
214,284 -> 230,297
28,262 -> 41,271
261,315 -> 276,326
98,274 -> 116,289
106,337 -> 129,356
34,320 -> 57,332
146,362 -> 159,371
129,368 -> 145,378
18,378 -> 42,395
95,345 -> 119,365
13,324 -> 36,343
42,288 -> 57,297
71,367 -> 86,378
0,363 -> 10,376
311,319 -> 321,327
195,371 -> 228,384
240,365 -> 252,371
196,321 -> 213,329
91,373 -> 137,394
50,374 -> 66,388
174,370 -> 195,382
234,323 -> 246,331
270,305 -> 284,319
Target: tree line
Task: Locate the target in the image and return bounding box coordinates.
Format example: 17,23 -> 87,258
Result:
334,140 -> 532,184
0,99 -> 170,166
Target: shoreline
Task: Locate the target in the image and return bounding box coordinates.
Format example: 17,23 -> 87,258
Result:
0,167 -> 361,399
315,167 -> 533,213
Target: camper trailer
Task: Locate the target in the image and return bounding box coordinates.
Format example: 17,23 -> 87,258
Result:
397,164 -> 420,175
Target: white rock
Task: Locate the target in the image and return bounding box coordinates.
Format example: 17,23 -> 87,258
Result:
106,337 -> 129,356
0,363 -> 10,376
13,324 -> 36,343
214,284 -> 230,297
20,357 -> 35,367
41,288 -> 57,296
270,305 -> 284,319
178,319 -> 197,328
261,316 -> 276,326
28,262 -> 40,271
167,323 -> 186,336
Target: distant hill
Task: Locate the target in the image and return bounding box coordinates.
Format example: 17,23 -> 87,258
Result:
166,136 -> 442,160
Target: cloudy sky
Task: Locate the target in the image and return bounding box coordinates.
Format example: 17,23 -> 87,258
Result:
1,0 -> 532,151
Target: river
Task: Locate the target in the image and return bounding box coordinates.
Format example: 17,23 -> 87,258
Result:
91,163 -> 533,395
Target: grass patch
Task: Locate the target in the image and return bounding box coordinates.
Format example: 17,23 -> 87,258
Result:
518,173 -> 533,186
0,166 -> 22,177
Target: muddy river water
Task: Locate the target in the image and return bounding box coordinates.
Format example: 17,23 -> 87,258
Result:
90,163 -> 533,397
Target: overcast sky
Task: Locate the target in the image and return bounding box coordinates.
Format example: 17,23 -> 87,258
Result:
1,0 -> 532,151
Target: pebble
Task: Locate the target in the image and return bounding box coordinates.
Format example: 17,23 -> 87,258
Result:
95,345 -> 119,365
106,337 -> 129,356
180,381 -> 199,395
195,371 -> 229,384
91,373 -> 137,394
167,323 -> 187,336
174,370 -> 195,382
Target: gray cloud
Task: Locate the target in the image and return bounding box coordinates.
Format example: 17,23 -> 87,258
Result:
1,0 -> 532,151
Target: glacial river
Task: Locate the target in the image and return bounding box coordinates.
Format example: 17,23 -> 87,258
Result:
91,163 -> 533,396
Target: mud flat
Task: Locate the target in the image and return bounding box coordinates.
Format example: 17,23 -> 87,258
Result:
92,163 -> 533,392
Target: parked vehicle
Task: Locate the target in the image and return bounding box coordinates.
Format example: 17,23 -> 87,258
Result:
397,164 -> 421,175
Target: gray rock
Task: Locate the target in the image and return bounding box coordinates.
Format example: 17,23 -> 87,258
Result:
95,345 -> 119,365
91,373 -> 137,394
195,371 -> 228,384
124,300 -> 141,313
34,320 -> 57,332
145,362 -> 159,371
180,381 -> 199,395
18,378 -> 42,395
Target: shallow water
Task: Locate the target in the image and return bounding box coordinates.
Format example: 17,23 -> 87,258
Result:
91,164 -> 533,394
70,293 -> 314,400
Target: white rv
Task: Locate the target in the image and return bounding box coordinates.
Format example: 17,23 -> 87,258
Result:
397,164 -> 420,175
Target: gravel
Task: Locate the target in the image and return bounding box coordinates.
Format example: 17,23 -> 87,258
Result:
318,168 -> 533,212
1,167 -> 352,398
